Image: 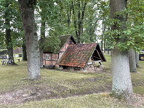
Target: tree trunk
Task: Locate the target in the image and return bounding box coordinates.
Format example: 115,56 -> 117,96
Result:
129,49 -> 137,72
39,47 -> 43,68
67,4 -> 72,27
77,1 -> 81,43
4,0 -> 15,65
135,52 -> 139,67
72,1 -> 87,43
112,48 -> 133,98
22,38 -> 27,61
5,29 -> 15,64
72,1 -> 79,43
39,14 -> 46,68
101,21 -> 106,51
18,0 -> 40,80
110,0 -> 133,98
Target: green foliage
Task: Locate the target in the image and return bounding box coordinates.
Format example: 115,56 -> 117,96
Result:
105,0 -> 144,51
1,0 -> 143,51
81,1 -> 99,43
0,0 -> 23,48
95,0 -> 110,49
43,35 -> 61,53
37,0 -> 99,43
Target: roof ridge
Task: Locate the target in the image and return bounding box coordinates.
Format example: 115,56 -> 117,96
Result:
77,43 -> 97,45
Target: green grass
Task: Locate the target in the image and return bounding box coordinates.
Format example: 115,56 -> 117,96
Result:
131,61 -> 144,94
0,54 -> 144,108
0,62 -> 27,93
0,61 -> 112,97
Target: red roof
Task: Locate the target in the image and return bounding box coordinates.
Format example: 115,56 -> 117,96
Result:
58,43 -> 97,68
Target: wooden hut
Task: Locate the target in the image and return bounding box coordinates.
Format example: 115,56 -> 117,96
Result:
43,35 -> 106,71
58,43 -> 106,71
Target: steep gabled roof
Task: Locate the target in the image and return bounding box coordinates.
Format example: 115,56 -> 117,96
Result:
58,43 -> 106,68
43,35 -> 76,53
58,43 -> 98,68
59,35 -> 76,51
59,35 -> 76,47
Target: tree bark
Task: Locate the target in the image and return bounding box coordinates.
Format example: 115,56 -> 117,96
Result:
110,0 -> 133,98
5,29 -> 15,64
72,1 -> 79,42
112,48 -> 133,98
67,3 -> 72,27
22,37 -> 27,61
101,20 -> 106,51
39,18 -> 45,68
129,49 -> 137,72
18,0 -> 40,80
135,52 -> 139,67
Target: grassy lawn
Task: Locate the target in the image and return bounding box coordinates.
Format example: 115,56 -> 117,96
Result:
0,54 -> 144,108
1,94 -> 135,108
132,61 -> 144,94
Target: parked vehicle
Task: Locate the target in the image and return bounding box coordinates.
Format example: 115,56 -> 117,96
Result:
139,50 -> 144,61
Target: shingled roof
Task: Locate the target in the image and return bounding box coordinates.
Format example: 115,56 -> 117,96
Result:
58,43 -> 106,68
43,35 -> 76,53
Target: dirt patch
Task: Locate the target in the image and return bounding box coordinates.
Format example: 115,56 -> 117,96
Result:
0,89 -> 144,108
127,94 -> 144,108
0,67 -> 112,104
0,87 -> 54,104
0,84 -> 111,104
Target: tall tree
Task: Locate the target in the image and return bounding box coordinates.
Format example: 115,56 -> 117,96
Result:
38,0 -> 98,44
110,0 -> 133,98
37,1 -> 46,68
0,0 -> 25,63
71,0 -> 87,43
39,19 -> 45,68
3,0 -> 16,64
127,0 -> 144,71
83,1 -> 99,43
99,1 -> 110,51
18,0 -> 40,80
